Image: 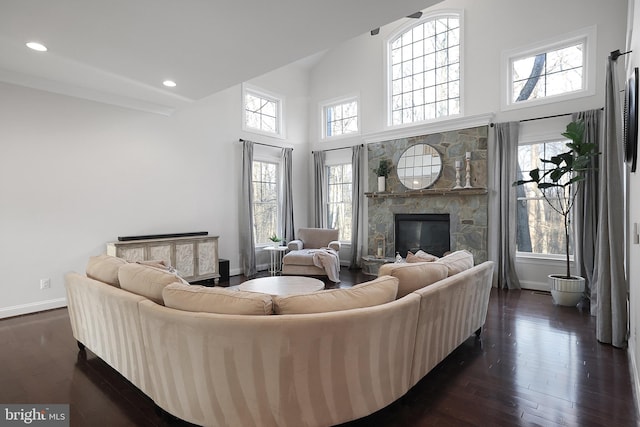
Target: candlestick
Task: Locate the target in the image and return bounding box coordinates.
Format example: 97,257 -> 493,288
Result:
464,158 -> 472,188
454,160 -> 463,189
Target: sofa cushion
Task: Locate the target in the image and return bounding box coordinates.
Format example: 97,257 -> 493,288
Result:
406,250 -> 439,263
162,283 -> 273,315
86,254 -> 128,287
282,249 -> 316,266
272,275 -> 398,315
378,262 -> 449,298
118,263 -> 186,304
436,250 -> 474,276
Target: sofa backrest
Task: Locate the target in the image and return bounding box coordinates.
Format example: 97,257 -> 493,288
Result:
297,227 -> 339,249
65,272 -> 153,397
138,292 -> 421,427
409,261 -> 494,386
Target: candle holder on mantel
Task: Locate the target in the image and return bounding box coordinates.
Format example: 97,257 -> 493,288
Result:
464,152 -> 473,188
453,160 -> 463,189
374,234 -> 386,258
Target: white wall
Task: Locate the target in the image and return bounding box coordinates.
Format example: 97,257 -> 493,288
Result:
307,0 -> 627,288
0,64 -> 310,318
626,0 -> 640,411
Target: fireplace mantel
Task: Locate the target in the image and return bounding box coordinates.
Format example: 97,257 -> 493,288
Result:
365,187 -> 486,198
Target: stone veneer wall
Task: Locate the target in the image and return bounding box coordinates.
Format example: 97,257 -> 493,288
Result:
367,126 -> 488,263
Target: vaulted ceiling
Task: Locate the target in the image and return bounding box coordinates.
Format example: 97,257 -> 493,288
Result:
0,0 -> 442,114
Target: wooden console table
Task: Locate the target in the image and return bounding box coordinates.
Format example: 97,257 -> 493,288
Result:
107,235 -> 220,284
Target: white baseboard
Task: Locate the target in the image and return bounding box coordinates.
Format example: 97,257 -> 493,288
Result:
0,298 -> 67,320
230,267 -> 243,277
628,338 -> 640,422
519,280 -> 549,292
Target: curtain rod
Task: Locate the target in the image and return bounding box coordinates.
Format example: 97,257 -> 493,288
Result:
312,144 -> 364,154
238,138 -> 293,151
489,108 -> 604,127
610,49 -> 632,60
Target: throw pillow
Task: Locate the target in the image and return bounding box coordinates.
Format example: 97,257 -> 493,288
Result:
436,250 -> 474,276
118,263 -> 187,304
163,283 -> 273,315
378,262 -> 449,298
406,250 -> 439,263
86,254 -> 128,287
272,275 -> 398,315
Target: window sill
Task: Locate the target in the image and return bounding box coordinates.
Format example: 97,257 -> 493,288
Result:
516,252 -> 574,263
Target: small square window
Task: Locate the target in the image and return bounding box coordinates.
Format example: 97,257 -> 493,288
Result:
322,98 -> 359,139
243,85 -> 283,137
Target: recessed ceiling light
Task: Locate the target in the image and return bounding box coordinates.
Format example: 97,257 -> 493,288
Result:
26,42 -> 47,52
163,80 -> 177,87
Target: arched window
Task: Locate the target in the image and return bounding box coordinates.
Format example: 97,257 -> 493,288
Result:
388,13 -> 461,126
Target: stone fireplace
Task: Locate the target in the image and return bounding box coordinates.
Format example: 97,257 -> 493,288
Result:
367,126 -> 488,263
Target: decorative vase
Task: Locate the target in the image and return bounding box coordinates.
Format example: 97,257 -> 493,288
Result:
548,275 -> 585,306
377,176 -> 386,192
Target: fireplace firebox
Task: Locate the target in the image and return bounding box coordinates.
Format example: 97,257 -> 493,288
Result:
394,213 -> 450,257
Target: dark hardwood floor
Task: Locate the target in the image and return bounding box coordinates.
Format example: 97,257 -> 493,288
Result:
1,269 -> 637,426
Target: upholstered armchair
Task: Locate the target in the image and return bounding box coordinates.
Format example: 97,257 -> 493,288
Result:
281,228 -> 341,281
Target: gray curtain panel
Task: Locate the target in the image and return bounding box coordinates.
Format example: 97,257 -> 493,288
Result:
593,57 -> 627,347
281,147 -> 295,244
313,151 -> 327,228
572,109 -> 601,308
488,122 -> 521,289
350,145 -> 364,269
240,140 -> 257,277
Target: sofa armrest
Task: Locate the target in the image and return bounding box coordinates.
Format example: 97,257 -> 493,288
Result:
328,240 -> 341,251
288,240 -> 303,250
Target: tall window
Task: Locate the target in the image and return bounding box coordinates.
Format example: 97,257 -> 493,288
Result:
389,13 -> 461,126
243,85 -> 282,137
323,99 -> 358,138
327,163 -> 352,242
252,160 -> 279,244
516,140 -> 572,256
503,27 -> 595,109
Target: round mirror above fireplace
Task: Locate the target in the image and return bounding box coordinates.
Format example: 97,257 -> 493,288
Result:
397,144 -> 442,190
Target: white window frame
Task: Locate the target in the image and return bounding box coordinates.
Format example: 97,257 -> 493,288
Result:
326,162 -> 353,243
320,95 -> 360,140
385,9 -> 465,129
501,26 -> 597,111
252,152 -> 282,247
242,83 -> 285,139
515,117 -> 575,261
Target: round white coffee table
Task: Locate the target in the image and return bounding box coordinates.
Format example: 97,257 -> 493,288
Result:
239,276 -> 324,296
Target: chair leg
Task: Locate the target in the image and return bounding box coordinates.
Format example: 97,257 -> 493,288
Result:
475,327 -> 482,338
77,340 -> 85,351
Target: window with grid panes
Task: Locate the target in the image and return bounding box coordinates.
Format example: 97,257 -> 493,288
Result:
516,140 -> 573,256
327,163 -> 352,242
244,89 -> 281,136
252,160 -> 279,244
324,99 -> 358,138
389,14 -> 461,125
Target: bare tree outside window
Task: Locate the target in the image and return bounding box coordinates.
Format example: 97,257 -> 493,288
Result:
252,160 -> 278,244
516,141 -> 572,255
327,164 -> 352,242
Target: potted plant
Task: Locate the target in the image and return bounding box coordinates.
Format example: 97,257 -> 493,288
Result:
375,159 -> 391,192
268,234 -> 282,248
513,120 -> 598,306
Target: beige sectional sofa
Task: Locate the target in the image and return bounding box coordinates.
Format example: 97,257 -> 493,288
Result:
65,253 -> 493,427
